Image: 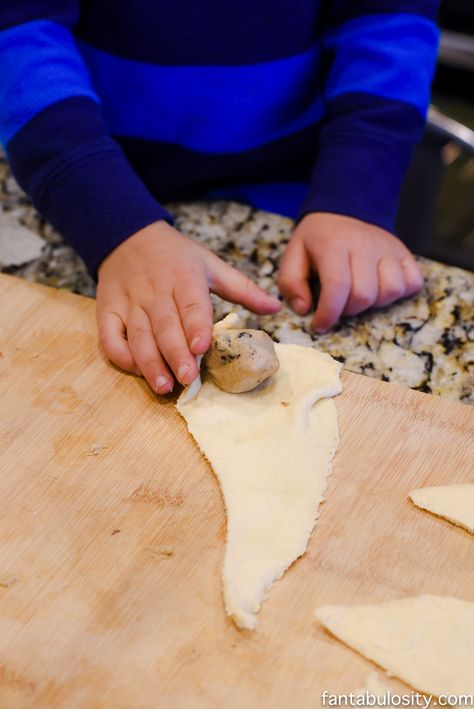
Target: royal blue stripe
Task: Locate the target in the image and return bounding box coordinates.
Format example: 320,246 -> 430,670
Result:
324,13 -> 439,115
77,41 -> 325,154
0,19 -> 99,147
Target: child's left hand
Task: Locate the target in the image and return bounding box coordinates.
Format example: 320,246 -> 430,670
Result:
278,212 -> 424,332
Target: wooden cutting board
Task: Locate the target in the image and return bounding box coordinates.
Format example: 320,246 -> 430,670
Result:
0,273 -> 472,709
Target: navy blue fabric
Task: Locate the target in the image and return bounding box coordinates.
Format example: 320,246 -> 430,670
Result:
0,0 -> 440,276
323,0 -> 439,24
0,1 -> 78,29
7,97 -> 172,277
34,146 -> 171,278
116,125 -> 318,200
298,93 -> 424,231
75,0 -> 324,65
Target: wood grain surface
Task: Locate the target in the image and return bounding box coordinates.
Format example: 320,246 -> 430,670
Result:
0,274 -> 472,709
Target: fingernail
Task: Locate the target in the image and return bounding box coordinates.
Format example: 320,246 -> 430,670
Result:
191,336 -> 202,351
267,296 -> 281,310
178,363 -> 191,381
155,375 -> 173,393
291,298 -> 306,314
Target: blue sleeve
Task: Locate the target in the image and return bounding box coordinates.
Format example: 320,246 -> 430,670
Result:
0,4 -> 171,278
299,0 -> 441,234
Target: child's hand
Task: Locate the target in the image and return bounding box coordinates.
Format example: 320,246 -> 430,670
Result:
96,220 -> 281,394
278,213 -> 423,332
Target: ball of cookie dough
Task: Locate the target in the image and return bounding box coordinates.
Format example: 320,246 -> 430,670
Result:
203,329 -> 279,393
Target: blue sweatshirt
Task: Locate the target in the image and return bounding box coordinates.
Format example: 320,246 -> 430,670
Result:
0,1 -> 439,277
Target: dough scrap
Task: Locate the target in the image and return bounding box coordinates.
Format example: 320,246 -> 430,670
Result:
316,595 -> 474,696
329,673 -> 395,709
409,484 -> 474,533
354,673 -> 394,705
178,339 -> 342,629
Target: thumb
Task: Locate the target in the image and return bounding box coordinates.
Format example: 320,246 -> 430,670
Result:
208,256 -> 281,314
278,235 -> 312,315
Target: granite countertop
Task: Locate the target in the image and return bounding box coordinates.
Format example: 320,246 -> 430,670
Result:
1,151 -> 473,404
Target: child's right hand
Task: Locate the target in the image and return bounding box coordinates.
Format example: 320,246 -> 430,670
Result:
96,220 -> 281,394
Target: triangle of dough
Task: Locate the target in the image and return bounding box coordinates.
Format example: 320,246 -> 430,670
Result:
316,595 -> 474,695
410,484 -> 474,533
178,343 -> 342,629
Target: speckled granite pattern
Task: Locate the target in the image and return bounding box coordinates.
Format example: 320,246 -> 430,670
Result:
1,151 -> 473,404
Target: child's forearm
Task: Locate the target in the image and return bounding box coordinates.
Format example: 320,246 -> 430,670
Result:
0,5 -> 169,278
299,1 -> 440,233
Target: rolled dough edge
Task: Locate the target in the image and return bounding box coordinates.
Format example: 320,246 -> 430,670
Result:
409,489 -> 474,534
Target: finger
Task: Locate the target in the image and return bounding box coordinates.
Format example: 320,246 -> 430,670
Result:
174,275 -> 213,355
278,236 -> 312,315
150,297 -> 199,385
375,258 -> 406,308
97,308 -> 140,375
126,309 -> 174,394
311,251 -> 351,332
343,253 -> 378,317
209,258 -> 281,315
401,255 -> 424,296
